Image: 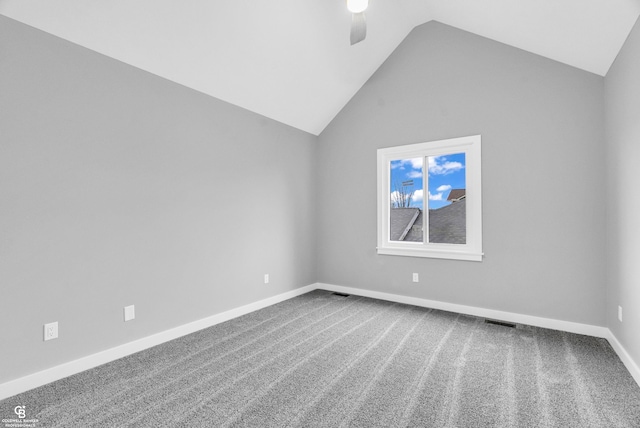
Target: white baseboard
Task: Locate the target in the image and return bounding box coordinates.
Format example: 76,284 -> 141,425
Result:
316,283 -> 609,337
0,284 -> 316,401
2,282 -> 638,400
605,330 -> 640,387
316,282 -> 640,388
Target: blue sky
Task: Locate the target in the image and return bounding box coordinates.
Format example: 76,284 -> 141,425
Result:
390,153 -> 466,210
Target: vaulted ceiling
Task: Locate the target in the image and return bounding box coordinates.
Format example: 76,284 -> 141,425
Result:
2,0 -> 639,135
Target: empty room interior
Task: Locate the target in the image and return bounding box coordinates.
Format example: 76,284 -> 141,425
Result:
2,1 -> 640,426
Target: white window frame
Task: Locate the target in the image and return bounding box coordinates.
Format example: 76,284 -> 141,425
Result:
377,135 -> 483,261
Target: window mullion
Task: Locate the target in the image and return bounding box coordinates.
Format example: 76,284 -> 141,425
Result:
377,135 -> 482,261
423,155 -> 429,245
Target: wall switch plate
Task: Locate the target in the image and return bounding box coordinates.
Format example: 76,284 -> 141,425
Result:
412,273 -> 419,283
44,322 -> 58,341
618,305 -> 623,322
264,274 -> 269,284
124,305 -> 135,322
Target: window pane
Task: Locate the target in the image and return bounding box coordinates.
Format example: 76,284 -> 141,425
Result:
389,158 -> 423,242
427,153 -> 466,244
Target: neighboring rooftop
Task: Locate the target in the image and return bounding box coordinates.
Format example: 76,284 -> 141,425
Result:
390,199 -> 466,244
390,208 -> 421,242
404,211 -> 424,243
447,189 -> 466,202
429,199 -> 466,244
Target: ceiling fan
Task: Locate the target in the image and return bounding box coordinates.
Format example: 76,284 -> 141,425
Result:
347,0 -> 369,45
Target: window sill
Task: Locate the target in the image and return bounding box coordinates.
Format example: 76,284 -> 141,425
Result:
376,246 -> 483,262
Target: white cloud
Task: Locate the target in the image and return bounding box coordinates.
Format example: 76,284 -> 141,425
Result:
428,192 -> 443,201
408,170 -> 423,179
436,184 -> 451,192
391,158 -> 423,171
390,188 -> 423,205
410,158 -> 423,169
428,156 -> 464,175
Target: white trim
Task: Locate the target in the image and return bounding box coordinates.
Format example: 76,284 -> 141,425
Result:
316,283 -> 608,337
0,284 -> 316,401
605,330 -> 640,387
377,135 -> 483,261
376,246 -> 483,261
316,282 -> 640,388
2,282 -> 638,400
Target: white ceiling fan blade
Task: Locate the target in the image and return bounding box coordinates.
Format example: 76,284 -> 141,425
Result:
350,12 -> 367,45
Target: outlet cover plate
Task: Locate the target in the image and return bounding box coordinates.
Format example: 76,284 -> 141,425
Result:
44,322 -> 58,341
124,305 -> 135,322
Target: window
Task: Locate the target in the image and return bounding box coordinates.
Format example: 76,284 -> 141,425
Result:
377,135 -> 482,261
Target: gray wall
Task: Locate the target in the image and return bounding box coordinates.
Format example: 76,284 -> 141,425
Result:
317,22 -> 607,326
0,16 -> 317,383
2,15 -> 626,387
605,17 -> 640,371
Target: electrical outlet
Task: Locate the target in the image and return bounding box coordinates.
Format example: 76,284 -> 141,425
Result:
44,322 -> 58,341
412,273 -> 419,283
264,274 -> 270,284
618,305 -> 623,322
124,305 -> 135,322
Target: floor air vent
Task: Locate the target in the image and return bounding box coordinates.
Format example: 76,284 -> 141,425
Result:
484,319 -> 516,328
332,292 -> 351,297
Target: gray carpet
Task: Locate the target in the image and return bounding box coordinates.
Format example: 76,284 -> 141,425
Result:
2,290 -> 640,427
